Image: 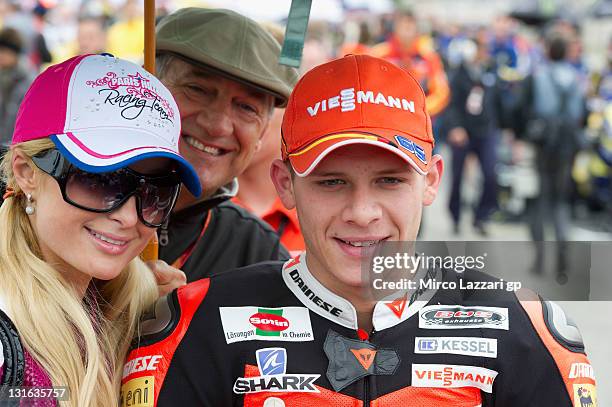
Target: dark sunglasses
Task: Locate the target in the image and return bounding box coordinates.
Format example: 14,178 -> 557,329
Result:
31,149 -> 181,228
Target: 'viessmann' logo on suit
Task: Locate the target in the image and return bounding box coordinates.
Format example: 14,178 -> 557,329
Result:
412,364 -> 498,393
233,348 -> 320,394
307,88 -> 416,117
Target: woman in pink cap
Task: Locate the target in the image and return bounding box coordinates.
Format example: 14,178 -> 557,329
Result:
0,54 -> 201,406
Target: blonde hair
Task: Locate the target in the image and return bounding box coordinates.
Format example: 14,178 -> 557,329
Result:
0,139 -> 158,406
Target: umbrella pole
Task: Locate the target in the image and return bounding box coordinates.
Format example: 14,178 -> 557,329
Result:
144,0 -> 156,74
141,0 -> 159,262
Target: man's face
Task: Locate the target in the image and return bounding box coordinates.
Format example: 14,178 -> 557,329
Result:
77,19 -> 107,55
394,15 -> 418,47
0,47 -> 17,69
272,144 -> 442,295
162,58 -> 273,202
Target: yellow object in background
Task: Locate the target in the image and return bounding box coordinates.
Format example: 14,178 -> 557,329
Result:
139,233 -> 159,262
107,18 -> 145,63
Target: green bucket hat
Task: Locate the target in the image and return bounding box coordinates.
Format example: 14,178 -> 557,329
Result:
156,7 -> 299,107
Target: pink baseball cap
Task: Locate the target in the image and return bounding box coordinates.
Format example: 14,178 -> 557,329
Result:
12,53 -> 201,197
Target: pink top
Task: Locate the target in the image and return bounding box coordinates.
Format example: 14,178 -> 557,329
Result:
0,349 -> 55,406
0,287 -> 100,405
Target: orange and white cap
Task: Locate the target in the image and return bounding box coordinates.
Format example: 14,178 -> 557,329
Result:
281,54 -> 434,176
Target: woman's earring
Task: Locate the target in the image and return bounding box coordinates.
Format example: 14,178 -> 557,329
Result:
25,193 -> 35,215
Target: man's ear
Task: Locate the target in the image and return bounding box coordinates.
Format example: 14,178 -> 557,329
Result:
254,121 -> 271,153
254,138 -> 263,153
12,149 -> 38,195
422,154 -> 443,206
270,159 -> 296,210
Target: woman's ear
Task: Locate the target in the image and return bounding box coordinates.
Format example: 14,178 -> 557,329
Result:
270,159 -> 296,210
12,149 -> 38,195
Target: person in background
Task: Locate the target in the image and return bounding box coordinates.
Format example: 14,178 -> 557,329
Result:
490,16 -> 521,75
235,22 -> 305,255
153,8 -> 299,281
372,9 -> 450,117
77,16 -> 107,55
340,21 -> 374,56
0,54 -> 200,406
527,34 -> 586,274
300,21 -> 334,75
1,0 -> 54,70
446,37 -> 501,235
106,0 -> 144,62
30,0 -> 53,69
489,15 -> 531,135
0,27 -> 36,149
51,16 -> 108,63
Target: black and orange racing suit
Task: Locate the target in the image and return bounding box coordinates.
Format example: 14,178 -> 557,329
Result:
122,254 -> 598,406
371,35 -> 450,117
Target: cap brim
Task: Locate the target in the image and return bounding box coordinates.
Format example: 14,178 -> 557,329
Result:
50,132 -> 202,197
287,129 -> 432,177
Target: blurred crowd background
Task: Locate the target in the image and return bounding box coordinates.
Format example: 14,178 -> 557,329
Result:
1,0 -> 612,245
1,1 -> 610,401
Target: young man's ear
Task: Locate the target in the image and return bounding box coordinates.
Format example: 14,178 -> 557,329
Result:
422,154 -> 444,206
270,159 -> 296,210
12,149 -> 38,195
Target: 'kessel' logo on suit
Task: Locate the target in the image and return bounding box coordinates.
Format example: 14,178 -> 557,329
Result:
415,337 -> 497,358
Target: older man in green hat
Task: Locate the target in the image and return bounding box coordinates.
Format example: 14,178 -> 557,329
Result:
153,8 -> 299,281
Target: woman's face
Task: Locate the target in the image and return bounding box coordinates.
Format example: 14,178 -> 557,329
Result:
14,152 -> 168,295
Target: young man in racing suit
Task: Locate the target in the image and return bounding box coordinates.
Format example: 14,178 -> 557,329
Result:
122,55 -> 598,407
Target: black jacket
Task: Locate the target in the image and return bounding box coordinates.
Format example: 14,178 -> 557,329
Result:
158,180 -> 290,281
123,256 -> 597,406
446,63 -> 502,137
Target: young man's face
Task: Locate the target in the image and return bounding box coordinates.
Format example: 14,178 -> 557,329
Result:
272,144 -> 442,294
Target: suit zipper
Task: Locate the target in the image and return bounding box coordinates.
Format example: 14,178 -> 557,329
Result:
364,377 -> 370,407
361,328 -> 375,407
